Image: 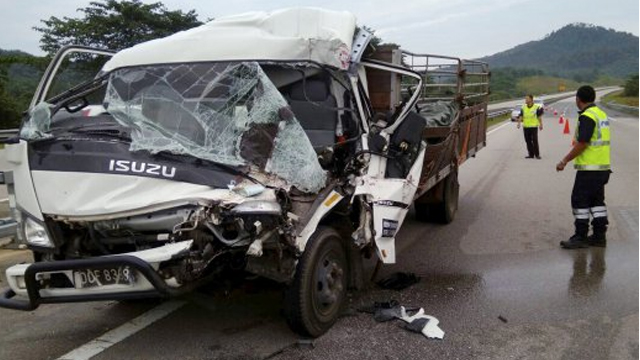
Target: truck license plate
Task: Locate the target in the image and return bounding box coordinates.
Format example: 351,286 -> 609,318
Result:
73,266 -> 136,288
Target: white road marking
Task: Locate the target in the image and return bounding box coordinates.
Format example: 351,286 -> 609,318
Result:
618,208 -> 639,236
487,121 -> 512,136
56,300 -> 186,360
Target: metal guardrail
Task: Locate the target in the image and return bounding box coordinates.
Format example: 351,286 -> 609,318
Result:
0,129 -> 19,141
487,109 -> 511,119
0,217 -> 17,249
602,102 -> 639,115
0,218 -> 17,239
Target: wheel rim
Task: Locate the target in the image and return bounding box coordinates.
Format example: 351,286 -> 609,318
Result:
312,248 -> 345,320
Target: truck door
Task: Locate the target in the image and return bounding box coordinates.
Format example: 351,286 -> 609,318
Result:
352,61 -> 425,264
3,46 -> 114,224
29,45 -> 115,109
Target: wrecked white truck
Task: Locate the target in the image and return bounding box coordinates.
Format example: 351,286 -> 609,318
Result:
0,8 -> 489,337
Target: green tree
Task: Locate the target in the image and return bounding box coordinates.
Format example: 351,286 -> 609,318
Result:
0,54 -> 51,124
623,74 -> 638,96
34,0 -> 202,54
0,66 -> 22,129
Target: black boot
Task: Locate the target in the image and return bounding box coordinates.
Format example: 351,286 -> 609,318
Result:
560,234 -> 588,249
587,233 -> 607,247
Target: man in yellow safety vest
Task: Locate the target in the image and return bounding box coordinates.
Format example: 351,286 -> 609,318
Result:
556,85 -> 611,249
517,94 -> 544,159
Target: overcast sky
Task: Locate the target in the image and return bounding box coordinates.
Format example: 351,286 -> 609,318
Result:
1,0 -> 638,59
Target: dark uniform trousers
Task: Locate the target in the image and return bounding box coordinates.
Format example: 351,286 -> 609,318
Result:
571,170 -> 611,237
523,127 -> 539,157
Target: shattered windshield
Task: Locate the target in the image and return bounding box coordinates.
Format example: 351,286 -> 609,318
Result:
104,61 -> 327,193
21,61 -> 328,193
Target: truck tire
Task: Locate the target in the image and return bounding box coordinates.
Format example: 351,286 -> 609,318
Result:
414,170 -> 459,224
284,226 -> 347,337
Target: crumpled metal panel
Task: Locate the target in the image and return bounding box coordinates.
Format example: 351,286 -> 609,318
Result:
100,61 -> 326,193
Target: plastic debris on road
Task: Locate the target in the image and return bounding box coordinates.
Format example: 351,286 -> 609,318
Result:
357,300 -> 444,340
399,307 -> 445,340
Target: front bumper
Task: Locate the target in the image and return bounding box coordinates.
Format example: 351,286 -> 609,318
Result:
0,241 -> 193,311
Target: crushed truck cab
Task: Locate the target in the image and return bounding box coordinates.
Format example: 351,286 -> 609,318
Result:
0,8 -> 489,337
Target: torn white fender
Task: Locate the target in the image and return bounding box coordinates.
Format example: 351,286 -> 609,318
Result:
294,190 -> 344,252
353,144 -> 426,264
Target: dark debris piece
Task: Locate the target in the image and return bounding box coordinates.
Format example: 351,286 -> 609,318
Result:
376,272 -> 420,290
357,300 -> 403,322
373,306 -> 403,322
402,317 -> 430,333
357,300 -> 400,314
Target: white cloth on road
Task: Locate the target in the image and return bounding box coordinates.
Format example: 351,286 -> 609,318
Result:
399,306 -> 445,339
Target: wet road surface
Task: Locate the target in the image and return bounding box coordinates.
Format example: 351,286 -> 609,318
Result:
0,96 -> 637,360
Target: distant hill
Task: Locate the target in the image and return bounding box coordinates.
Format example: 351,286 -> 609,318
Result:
480,23 -> 638,79
0,49 -> 34,57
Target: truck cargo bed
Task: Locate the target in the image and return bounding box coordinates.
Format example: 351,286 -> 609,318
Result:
417,102 -> 487,198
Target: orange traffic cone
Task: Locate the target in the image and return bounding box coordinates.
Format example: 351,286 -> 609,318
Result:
563,119 -> 570,134
559,116 -> 564,124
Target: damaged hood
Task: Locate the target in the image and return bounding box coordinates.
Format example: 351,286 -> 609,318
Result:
32,170 -> 278,218
102,7 -> 356,71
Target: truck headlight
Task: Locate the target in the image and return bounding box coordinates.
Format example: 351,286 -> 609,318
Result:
24,217 -> 54,248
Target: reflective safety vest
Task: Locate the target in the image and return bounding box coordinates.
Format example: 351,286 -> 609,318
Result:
574,105 -> 611,170
521,104 -> 541,128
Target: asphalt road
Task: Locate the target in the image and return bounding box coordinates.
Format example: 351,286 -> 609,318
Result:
0,93 -> 637,360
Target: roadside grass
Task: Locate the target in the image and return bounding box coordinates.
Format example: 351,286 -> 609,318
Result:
602,90 -> 639,107
514,76 -> 622,98
488,113 -> 511,128
516,76 -> 580,96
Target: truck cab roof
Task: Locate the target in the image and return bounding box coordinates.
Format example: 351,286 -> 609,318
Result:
102,8 -> 357,72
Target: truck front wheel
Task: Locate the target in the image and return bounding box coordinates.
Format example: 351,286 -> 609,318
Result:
284,227 -> 347,337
